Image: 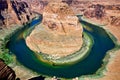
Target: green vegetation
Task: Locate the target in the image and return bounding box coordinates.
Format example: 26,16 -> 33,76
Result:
0,50 -> 15,64
0,26 -> 21,64
0,15 -> 41,65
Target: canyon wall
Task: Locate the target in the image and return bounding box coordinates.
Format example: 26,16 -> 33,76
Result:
0,0 -> 34,28
0,0 -> 119,28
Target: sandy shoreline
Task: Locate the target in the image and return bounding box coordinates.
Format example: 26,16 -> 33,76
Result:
98,49 -> 120,80
81,17 -> 120,80
97,25 -> 120,80
13,65 -> 39,80
106,25 -> 120,43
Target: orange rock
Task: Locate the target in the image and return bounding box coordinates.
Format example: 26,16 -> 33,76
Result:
42,2 -> 82,35
26,2 -> 83,58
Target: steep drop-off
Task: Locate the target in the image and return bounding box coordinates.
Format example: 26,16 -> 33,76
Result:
0,59 -> 16,80
0,0 -> 33,28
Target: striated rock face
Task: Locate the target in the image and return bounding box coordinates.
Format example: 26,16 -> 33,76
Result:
26,2 -> 83,58
0,59 -> 16,80
0,0 -> 33,28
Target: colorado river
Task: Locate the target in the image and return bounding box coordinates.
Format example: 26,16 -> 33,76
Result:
7,16 -> 115,78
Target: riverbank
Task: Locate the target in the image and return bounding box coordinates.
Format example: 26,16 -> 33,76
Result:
0,16 -> 41,80
2,15 -> 118,80
10,16 -> 42,80
81,16 -> 120,44
0,25 -> 22,64
33,32 -> 93,66
0,16 -> 41,65
80,46 -> 120,80
80,16 -> 120,80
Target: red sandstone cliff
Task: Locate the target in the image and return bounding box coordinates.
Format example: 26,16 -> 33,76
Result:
0,0 -> 33,28
0,0 -> 120,28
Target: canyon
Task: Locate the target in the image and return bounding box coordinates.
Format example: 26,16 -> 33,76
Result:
0,0 -> 120,80
0,0 -> 120,42
0,0 -> 120,31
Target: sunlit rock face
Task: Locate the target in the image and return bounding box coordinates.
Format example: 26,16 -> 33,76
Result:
26,2 -> 83,58
42,2 -> 82,35
0,0 -> 33,27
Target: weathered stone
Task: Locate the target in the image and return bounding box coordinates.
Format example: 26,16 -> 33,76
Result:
42,2 -> 82,35
0,59 -> 16,80
26,2 -> 83,58
0,0 -> 33,28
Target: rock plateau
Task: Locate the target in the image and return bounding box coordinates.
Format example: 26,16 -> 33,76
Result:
26,2 -> 83,58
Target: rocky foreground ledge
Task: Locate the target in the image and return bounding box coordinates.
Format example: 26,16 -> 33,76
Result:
26,2 -> 83,58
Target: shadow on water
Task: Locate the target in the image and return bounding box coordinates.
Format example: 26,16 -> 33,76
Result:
7,17 -> 115,78
29,76 -> 45,80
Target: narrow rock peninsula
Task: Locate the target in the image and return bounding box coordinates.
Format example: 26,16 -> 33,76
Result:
26,2 -> 83,58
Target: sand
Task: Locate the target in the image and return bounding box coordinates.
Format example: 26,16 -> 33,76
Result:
97,26 -> 120,80
106,25 -> 120,43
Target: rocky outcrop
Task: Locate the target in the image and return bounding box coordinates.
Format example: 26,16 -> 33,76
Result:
1,0 -> 118,28
0,59 -> 16,80
110,16 -> 120,26
21,0 -> 49,14
84,4 -> 105,19
26,2 -> 83,58
42,2 -> 82,35
83,4 -> 110,25
0,0 -> 33,28
62,0 -> 73,5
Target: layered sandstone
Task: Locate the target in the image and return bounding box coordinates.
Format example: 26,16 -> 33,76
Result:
0,59 -> 16,80
0,0 -> 34,28
26,2 -> 83,58
82,3 -> 120,41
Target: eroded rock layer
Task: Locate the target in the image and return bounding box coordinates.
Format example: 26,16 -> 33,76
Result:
26,2 -> 83,58
0,59 -> 16,80
0,0 -> 34,28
